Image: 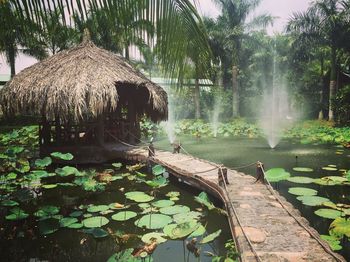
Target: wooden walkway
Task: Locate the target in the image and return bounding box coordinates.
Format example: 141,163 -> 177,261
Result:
105,144 -> 345,262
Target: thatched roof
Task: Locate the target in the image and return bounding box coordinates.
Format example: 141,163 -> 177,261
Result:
0,37 -> 168,123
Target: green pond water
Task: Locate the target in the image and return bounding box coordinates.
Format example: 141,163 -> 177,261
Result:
0,163 -> 231,262
154,135 -> 350,260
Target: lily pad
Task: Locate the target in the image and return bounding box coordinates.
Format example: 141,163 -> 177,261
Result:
293,167 -> 313,172
39,218 -> 59,235
34,205 -> 60,218
164,221 -> 199,239
314,209 -> 342,219
194,192 -> 215,210
159,205 -> 190,215
296,196 -> 330,206
87,205 -> 110,213
82,216 -> 109,228
135,214 -> 172,229
265,168 -> 291,182
1,199 -> 19,206
5,207 -> 29,220
111,211 -> 137,221
107,249 -> 139,262
152,200 -> 175,208
189,224 -> 206,237
173,211 -> 202,224
152,165 -> 166,176
125,191 -> 154,203
67,223 -> 83,229
330,217 -> 350,238
112,163 -> 122,169
50,152 -> 74,160
35,157 -> 52,168
56,166 -> 79,177
200,229 -> 222,244
287,177 -> 314,184
288,187 -> 317,196
60,217 -> 78,227
320,235 -> 342,251
42,184 -> 58,189
322,167 -> 338,171
141,232 -> 167,244
146,176 -> 168,188
83,228 -> 109,238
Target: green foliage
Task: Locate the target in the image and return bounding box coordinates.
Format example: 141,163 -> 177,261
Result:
265,168 -> 291,182
194,191 -> 215,210
334,85 -> 350,125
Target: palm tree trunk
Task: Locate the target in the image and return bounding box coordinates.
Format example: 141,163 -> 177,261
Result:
232,65 -> 239,118
8,45 -> 16,78
318,56 -> 324,120
328,45 -> 336,121
194,74 -> 200,119
125,42 -> 130,61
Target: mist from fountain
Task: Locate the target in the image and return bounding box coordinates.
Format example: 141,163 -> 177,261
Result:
161,87 -> 176,144
209,95 -> 222,137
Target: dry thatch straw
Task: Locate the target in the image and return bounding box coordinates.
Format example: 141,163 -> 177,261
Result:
0,37 -> 168,123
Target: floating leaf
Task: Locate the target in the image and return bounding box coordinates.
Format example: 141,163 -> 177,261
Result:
320,235 -> 342,251
159,205 -> 190,215
189,224 -> 206,237
42,184 -> 57,189
83,228 -> 109,238
126,164 -> 144,172
1,199 -> 19,206
265,168 -> 291,182
16,158 -> 30,173
60,217 -> 78,227
56,166 -> 79,177
5,207 -> 29,220
330,218 -> 350,238
34,205 -> 60,218
87,205 -> 109,213
194,192 -> 215,210
164,221 -> 199,239
200,229 -> 222,244
112,163 -> 122,169
287,177 -> 314,184
67,223 -> 83,229
82,216 -> 109,228
111,211 -> 137,221
293,167 -> 313,172
50,152 -> 74,160
166,191 -> 180,198
35,157 -> 52,168
152,200 -> 175,208
135,214 -> 172,229
125,191 -> 154,203
288,187 -> 317,196
152,165 -> 166,176
6,172 -> 17,180
322,167 -> 337,171
314,209 -> 342,219
146,176 -> 168,188
39,218 -> 59,235
141,232 -> 167,244
296,196 -> 330,206
107,249 -> 139,262
173,211 -> 202,224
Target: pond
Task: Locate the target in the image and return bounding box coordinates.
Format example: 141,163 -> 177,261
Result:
0,127 -> 233,262
155,135 -> 350,260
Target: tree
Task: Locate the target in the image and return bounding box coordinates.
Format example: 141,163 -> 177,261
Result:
210,0 -> 273,117
287,0 -> 349,121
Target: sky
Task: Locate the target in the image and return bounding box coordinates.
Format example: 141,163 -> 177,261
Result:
0,0 -> 312,75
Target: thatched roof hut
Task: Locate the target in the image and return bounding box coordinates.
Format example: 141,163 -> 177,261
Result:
0,34 -> 168,162
0,36 -> 168,123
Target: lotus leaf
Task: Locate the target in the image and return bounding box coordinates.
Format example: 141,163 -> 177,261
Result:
83,228 -> 109,238
159,205 -> 190,215
6,172 -> 17,180
82,216 -> 109,228
50,152 -> 74,160
60,217 -> 78,227
323,201 -> 338,209
110,176 -> 123,181
320,235 -> 342,251
112,163 -> 122,169
141,232 -> 167,244
107,249 -> 139,262
189,224 -> 206,237
34,205 -> 60,218
314,209 -> 342,219
83,213 -> 92,218
152,200 -> 175,208
125,191 -> 154,203
152,165 -> 166,176
87,205 -> 110,213
194,192 -> 215,210
200,229 -> 222,244
288,187 -> 317,196
287,177 -> 314,184
29,170 -> 52,178
67,223 -> 83,229
35,157 -> 52,168
265,168 -> 291,182
16,158 -> 30,173
126,163 -> 144,172
56,166 -> 79,177
296,196 -> 330,206
322,167 -> 337,171
42,184 -> 57,189
330,217 -> 350,238
314,178 -> 338,186
293,167 -> 313,172
166,191 -> 180,198
109,203 -> 128,210
146,176 -> 168,188
135,171 -> 147,177
135,214 -> 172,229
173,211 -> 202,224
111,211 -> 137,221
5,207 -> 29,220
164,221 -> 199,239
69,211 -> 83,217
39,218 -> 59,235
1,199 -> 19,206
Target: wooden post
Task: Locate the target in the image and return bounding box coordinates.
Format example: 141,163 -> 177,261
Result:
218,167 -> 228,186
96,114 -> 105,146
55,115 -> 61,145
255,162 -> 265,183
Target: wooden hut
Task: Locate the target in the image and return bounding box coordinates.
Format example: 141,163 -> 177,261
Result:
0,33 -> 168,163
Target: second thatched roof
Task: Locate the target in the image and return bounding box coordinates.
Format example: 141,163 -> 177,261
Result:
0,37 -> 168,122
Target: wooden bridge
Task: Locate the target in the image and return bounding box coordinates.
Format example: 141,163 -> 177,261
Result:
104,143 -> 345,262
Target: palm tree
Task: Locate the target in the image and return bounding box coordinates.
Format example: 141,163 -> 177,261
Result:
211,0 -> 273,117
287,0 -> 348,121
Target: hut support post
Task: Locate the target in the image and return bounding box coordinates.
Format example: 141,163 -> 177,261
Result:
128,102 -> 137,144
55,116 -> 61,145
97,114 -> 105,146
